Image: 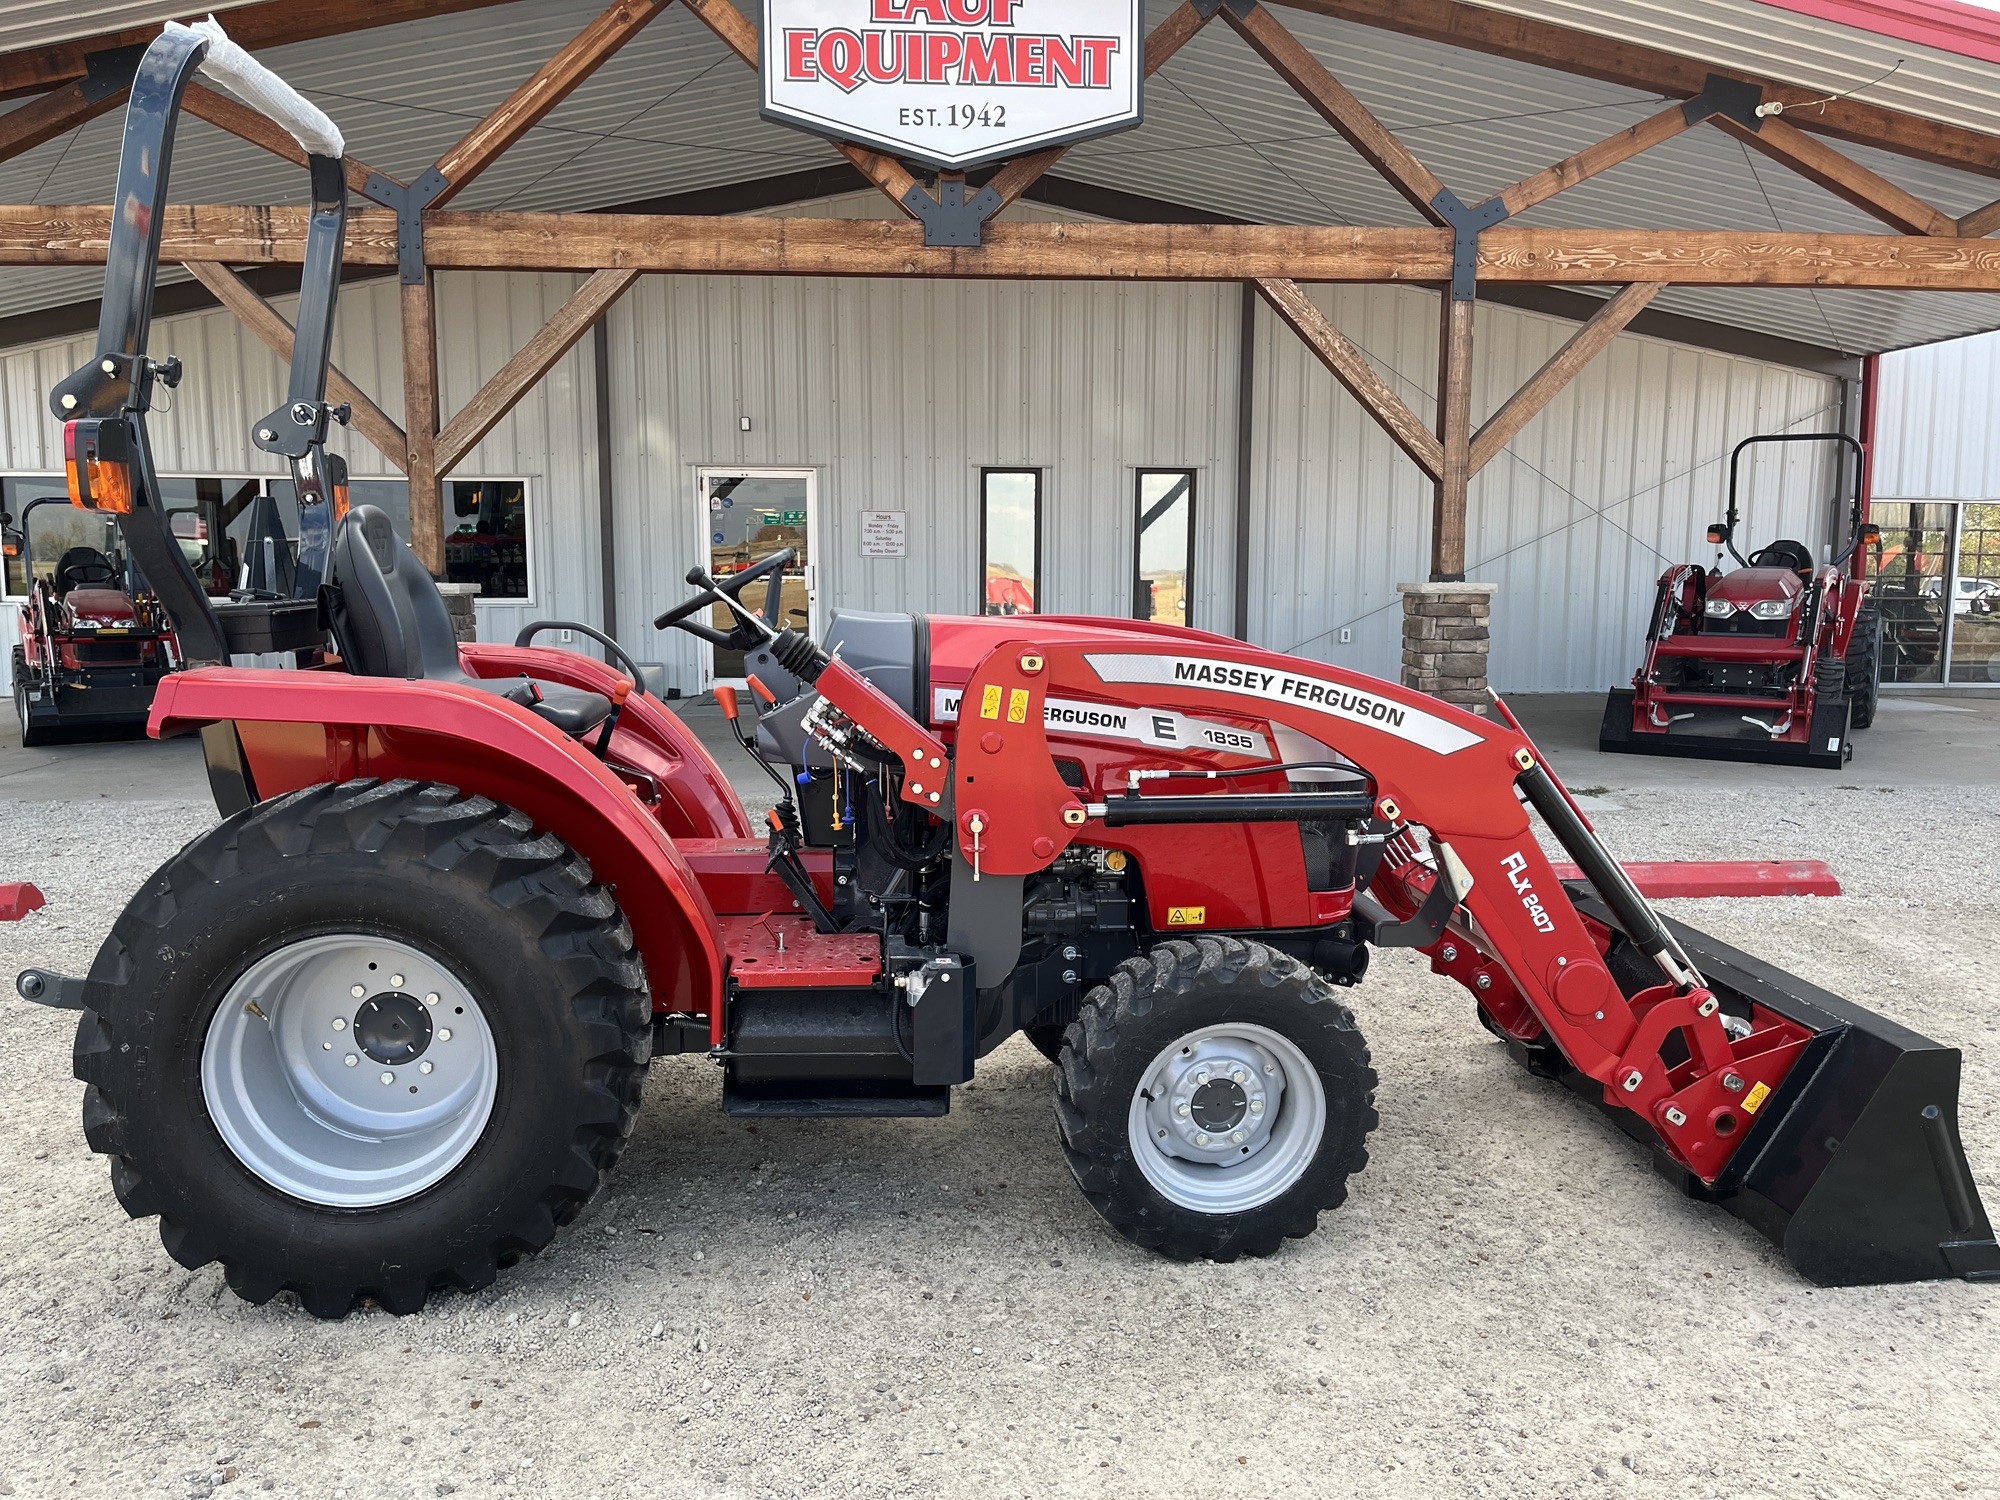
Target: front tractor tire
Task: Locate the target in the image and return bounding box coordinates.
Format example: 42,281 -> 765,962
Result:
73,780 -> 652,1318
1054,937 -> 1377,1261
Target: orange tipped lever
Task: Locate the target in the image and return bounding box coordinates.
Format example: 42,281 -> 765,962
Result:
746,674 -> 779,708
715,685 -> 740,722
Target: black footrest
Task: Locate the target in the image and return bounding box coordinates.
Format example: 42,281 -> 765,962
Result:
721,1077 -> 949,1118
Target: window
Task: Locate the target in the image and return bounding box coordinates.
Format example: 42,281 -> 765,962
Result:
1,474 -> 528,602
1134,470 -> 1194,626
443,480 -> 530,601
980,469 -> 1040,615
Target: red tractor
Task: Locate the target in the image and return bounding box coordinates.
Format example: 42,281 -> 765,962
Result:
11,23 -> 1996,1317
8,495 -> 181,744
1601,433 -> 1881,768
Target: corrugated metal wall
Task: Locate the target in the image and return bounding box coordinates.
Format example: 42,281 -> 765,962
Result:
1251,285 -> 1843,692
1874,328 -> 2000,501
2,268 -> 1840,699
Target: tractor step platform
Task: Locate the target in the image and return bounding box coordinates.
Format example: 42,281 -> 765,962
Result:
721,1078 -> 950,1118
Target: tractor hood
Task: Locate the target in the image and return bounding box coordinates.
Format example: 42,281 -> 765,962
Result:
63,588 -> 139,627
1709,568 -> 1804,608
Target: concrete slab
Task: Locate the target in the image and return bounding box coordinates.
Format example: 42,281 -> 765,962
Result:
1502,690 -> 2000,791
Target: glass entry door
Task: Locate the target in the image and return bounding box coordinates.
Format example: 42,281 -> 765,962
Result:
1866,503 -> 1951,685
698,469 -> 816,686
1950,503 -> 2000,684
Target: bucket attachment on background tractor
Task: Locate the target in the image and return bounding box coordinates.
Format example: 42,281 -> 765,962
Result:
10,20 -> 1994,1317
1602,433 -> 1883,769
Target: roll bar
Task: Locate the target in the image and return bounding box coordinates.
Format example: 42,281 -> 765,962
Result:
1718,432 -> 1867,572
45,21 -> 351,664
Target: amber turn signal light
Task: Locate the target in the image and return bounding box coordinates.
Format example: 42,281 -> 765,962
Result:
63,419 -> 135,514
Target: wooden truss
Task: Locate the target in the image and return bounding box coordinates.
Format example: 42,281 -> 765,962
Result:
3,0 -> 2000,578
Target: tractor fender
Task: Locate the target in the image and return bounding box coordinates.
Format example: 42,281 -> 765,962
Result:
151,668 -> 724,1015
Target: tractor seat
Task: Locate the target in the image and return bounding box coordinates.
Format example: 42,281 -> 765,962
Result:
1749,539 -> 1815,574
327,505 -> 613,737
54,546 -> 119,595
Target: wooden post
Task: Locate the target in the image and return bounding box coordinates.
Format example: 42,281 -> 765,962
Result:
1432,293 -> 1474,581
402,276 -> 443,575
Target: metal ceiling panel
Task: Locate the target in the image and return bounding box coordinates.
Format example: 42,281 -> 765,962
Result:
2,0 -> 1998,353
0,2 -> 256,55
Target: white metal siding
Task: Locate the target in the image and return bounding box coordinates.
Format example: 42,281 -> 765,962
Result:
1250,284 -> 1842,692
1,269 -> 1837,699
1874,327 -> 2000,501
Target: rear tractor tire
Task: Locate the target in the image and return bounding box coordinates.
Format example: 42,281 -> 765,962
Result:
1053,937 -> 1377,1261
1846,603 -> 1882,730
72,779 -> 652,1318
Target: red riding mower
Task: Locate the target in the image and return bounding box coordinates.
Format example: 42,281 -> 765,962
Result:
11,24 -> 1996,1318
1601,433 -> 1881,768
8,495 -> 180,745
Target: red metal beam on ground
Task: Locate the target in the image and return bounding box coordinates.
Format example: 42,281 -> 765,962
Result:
0,882 -> 47,920
1551,860 -> 1842,898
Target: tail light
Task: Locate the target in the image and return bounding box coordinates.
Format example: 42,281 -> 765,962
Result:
63,419 -> 134,513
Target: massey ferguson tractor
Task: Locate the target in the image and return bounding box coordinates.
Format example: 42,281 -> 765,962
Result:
11,23 -> 1997,1318
1601,432 -> 1882,768
9,494 -> 181,744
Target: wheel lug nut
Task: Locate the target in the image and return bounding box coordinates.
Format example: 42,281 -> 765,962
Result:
343,1055 -> 358,1067
1193,1132 -> 1210,1146
438,1029 -> 453,1042
419,1060 -> 435,1075
1174,1102 -> 1190,1119
426,993 -> 440,1006
1249,1099 -> 1265,1115
331,1018 -> 346,1032
1230,1066 -> 1248,1084
350,985 -> 365,998
380,1072 -> 395,1085
1229,1130 -> 1246,1144
390,974 -> 404,988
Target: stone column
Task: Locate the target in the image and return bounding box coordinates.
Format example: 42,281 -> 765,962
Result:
1398,581 -> 1497,713
435,582 -> 481,644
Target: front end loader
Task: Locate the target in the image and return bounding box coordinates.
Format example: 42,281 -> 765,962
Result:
11,24 -> 1996,1317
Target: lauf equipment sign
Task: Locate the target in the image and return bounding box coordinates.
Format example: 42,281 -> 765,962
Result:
762,1 -> 1143,170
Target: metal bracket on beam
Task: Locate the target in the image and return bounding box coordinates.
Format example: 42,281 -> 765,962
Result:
1190,0 -> 1257,16
79,43 -> 147,103
1431,187 -> 1509,303
362,166 -> 449,286
903,175 -> 1005,248
1683,73 -> 1766,132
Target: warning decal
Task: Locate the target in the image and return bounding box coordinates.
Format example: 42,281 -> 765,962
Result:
1083,653 -> 1484,756
1167,906 -> 1206,927
931,688 -> 1269,759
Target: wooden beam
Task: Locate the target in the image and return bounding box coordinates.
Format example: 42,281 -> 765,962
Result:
1432,294 -> 1474,579
1497,104 -> 1692,219
16,205 -> 2000,290
678,0 -> 923,213
1468,282 -> 1661,474
1272,0 -> 2000,183
402,277 -> 443,574
1225,4 -> 1449,222
427,0 -> 671,210
181,261 -> 408,471
987,2 -> 1215,210
1960,198 -> 2000,239
0,0 -> 526,102
1253,277 -> 1442,481
183,85 -> 389,197
0,80 -> 126,165
435,269 -> 641,474
1718,117 -> 1957,237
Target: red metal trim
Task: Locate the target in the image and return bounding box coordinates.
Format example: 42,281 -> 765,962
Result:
719,915 -> 882,989
0,883 -> 47,921
1752,0 -> 2000,65
1550,860 -> 1842,898
1857,352 -> 1880,583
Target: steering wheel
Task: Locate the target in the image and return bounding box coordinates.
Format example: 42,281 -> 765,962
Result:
654,547 -> 796,648
513,619 -> 649,688
55,549 -> 119,593
1749,540 -> 1815,574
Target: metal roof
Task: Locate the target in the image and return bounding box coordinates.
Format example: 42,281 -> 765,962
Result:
2,0 -> 1999,353
0,2 -> 256,55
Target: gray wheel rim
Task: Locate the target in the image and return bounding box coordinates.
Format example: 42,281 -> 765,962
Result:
1126,1023 -> 1326,1215
201,934 -> 498,1209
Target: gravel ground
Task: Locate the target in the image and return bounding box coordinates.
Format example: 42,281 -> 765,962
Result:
1,779 -> 1995,1500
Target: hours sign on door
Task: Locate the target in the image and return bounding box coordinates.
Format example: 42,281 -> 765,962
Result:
762,1 -> 1143,170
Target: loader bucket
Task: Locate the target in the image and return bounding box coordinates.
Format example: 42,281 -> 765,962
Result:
1599,688 -> 1853,770
1539,892 -> 2000,1286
